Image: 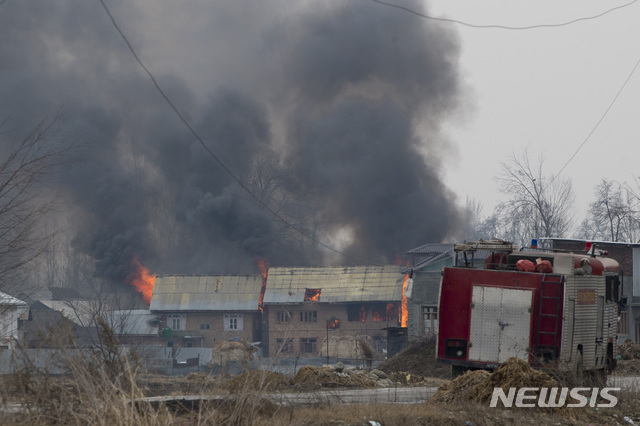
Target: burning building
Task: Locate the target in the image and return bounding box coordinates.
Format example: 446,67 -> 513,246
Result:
261,265 -> 405,358
149,275 -> 263,348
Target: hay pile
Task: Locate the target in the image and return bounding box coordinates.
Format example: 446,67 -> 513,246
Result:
223,370 -> 289,393
430,358 -> 559,405
618,339 -> 640,360
210,340 -> 255,366
430,370 -> 490,404
472,358 -> 559,404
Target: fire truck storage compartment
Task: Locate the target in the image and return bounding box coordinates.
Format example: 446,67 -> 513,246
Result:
437,268 -> 565,367
468,286 -> 533,363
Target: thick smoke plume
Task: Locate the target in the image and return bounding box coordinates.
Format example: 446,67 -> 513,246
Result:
0,0 -> 462,292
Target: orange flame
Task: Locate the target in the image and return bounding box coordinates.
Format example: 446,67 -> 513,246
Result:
255,258 -> 269,312
401,274 -> 409,327
127,254 -> 155,305
327,319 -> 340,329
386,302 -> 398,322
359,305 -> 367,322
304,288 -> 321,302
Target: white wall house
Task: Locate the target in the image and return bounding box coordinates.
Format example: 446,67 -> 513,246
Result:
0,292 -> 28,349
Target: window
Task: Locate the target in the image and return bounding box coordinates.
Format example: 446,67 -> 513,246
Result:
422,306 -> 438,336
371,303 -> 386,322
224,314 -> 244,331
167,314 -> 186,331
299,311 -> 317,323
276,311 -> 291,324
619,310 -> 629,335
347,304 -> 367,322
300,338 -> 318,354
606,276 -> 620,302
200,323 -> 211,331
275,338 -> 293,354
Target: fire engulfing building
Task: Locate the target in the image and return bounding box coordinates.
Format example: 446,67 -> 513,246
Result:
150,275 -> 263,348
261,266 -> 405,358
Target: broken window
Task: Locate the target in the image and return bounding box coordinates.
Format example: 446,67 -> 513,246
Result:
347,304 -> 367,322
304,288 -> 321,302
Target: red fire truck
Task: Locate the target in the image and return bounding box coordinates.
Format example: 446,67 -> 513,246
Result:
437,240 -> 621,376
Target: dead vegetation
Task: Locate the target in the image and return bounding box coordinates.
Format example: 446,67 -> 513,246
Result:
377,336 -> 451,379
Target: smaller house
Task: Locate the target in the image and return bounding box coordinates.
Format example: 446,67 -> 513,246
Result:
150,275 -> 263,348
107,309 -> 162,346
0,292 -> 28,349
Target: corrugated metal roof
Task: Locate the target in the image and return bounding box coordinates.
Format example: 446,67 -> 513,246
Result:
263,266 -> 404,304
0,291 -> 27,306
405,243 -> 453,256
108,309 -> 159,335
150,275 -> 263,311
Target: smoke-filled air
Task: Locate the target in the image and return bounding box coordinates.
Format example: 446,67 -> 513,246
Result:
0,0 -> 464,297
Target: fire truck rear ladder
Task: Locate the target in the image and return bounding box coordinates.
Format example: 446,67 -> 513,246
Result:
536,274 -> 563,362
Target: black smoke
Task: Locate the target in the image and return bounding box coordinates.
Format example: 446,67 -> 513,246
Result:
0,0 -> 463,288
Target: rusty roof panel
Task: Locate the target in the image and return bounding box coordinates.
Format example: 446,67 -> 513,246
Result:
150,275 -> 262,311
263,266 -> 404,304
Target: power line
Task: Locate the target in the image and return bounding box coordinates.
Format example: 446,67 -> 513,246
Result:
368,0 -> 639,30
551,55 -> 640,184
96,0 -> 377,266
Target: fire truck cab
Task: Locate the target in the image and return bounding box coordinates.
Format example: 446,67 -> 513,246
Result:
437,240 -> 621,376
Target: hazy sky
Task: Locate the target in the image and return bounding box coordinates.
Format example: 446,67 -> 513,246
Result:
425,0 -> 640,216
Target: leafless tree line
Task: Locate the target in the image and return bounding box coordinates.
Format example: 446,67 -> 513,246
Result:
466,149 -> 640,246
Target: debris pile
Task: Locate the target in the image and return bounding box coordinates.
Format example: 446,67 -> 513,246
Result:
290,364 -> 394,390
378,337 -> 450,379
618,339 -> 640,360
613,339 -> 640,376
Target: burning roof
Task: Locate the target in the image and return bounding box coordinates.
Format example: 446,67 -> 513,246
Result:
262,266 -> 404,305
150,275 -> 263,311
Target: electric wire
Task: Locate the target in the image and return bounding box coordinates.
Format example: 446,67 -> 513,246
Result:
369,0 -> 639,30
550,54 -> 640,184
97,0 -> 377,266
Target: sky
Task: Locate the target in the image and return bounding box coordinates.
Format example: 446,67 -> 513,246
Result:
425,0 -> 640,216
0,0 -> 639,287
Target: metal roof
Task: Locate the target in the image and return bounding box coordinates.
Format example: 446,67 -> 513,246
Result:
150,275 -> 263,312
107,309 -> 159,336
0,291 -> 27,306
405,243 -> 453,256
263,265 -> 404,304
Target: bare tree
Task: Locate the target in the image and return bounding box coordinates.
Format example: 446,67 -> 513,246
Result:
495,150 -> 574,247
578,179 -> 640,242
0,117 -> 64,293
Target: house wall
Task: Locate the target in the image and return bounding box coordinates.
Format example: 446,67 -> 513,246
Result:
158,311 -> 259,348
0,304 -> 24,349
407,271 -> 441,340
266,303 -> 398,357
